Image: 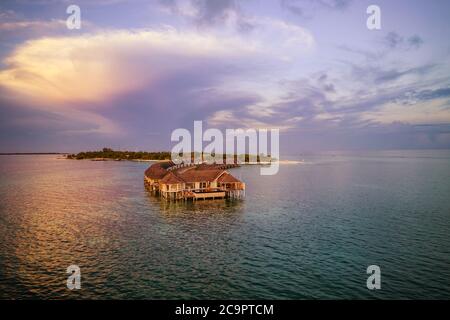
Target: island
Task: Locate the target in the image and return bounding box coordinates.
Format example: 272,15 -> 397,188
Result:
67,148 -> 273,163
66,148 -> 171,161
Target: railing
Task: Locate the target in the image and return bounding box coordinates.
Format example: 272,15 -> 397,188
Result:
167,162 -> 241,171
163,184 -> 244,194
167,162 -> 196,171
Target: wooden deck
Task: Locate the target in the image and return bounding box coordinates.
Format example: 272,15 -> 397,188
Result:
192,191 -> 226,200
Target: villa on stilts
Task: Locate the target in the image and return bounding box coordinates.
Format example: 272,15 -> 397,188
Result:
144,161 -> 245,201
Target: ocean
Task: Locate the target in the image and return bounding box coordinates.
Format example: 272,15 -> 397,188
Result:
0,150 -> 449,299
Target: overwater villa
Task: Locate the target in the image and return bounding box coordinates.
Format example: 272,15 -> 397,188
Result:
144,161 -> 245,200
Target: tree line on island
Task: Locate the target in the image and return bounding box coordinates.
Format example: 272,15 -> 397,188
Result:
67,148 -> 273,163
67,148 -> 171,160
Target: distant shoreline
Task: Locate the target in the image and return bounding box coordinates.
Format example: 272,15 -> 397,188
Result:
0,153 -> 302,164
68,157 -> 301,165
0,153 -> 69,155
0,152 -> 301,164
65,148 -> 275,163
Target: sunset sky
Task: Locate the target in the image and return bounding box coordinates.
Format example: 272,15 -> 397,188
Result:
0,0 -> 449,153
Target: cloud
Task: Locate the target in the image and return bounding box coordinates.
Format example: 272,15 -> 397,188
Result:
0,9 -> 98,59
412,87 -> 450,102
0,10 -> 66,43
0,28 -> 258,104
158,0 -> 248,29
158,0 -> 256,35
1,1 -> 448,152
0,21 -> 314,103
0,23 -> 314,140
280,0 -> 352,17
205,54 -> 450,145
192,0 -> 238,26
384,32 -> 424,50
0,87 -> 118,138
407,35 -> 424,49
0,19 -> 65,32
207,74 -> 336,130
0,27 -> 257,136
384,31 -> 403,49
373,64 -> 436,84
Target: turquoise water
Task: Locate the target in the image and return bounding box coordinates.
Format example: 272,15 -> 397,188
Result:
0,151 -> 449,299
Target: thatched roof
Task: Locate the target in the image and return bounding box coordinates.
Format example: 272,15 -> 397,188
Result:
177,169 -> 224,183
144,161 -> 174,179
160,171 -> 184,184
145,162 -> 242,185
217,172 -> 241,183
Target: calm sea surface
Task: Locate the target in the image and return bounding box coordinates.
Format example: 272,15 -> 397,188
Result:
0,151 -> 449,299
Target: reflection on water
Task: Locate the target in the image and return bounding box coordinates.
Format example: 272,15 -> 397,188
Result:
145,187 -> 245,219
0,152 -> 450,299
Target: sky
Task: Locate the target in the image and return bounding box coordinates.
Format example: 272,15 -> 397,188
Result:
0,0 -> 449,153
